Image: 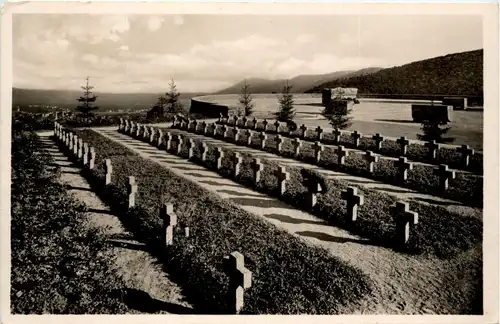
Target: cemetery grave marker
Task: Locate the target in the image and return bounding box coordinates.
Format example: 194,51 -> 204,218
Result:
397,136 -> 410,156
394,157 -> 413,183
336,145 -> 349,165
392,201 -> 418,245
364,150 -> 379,173
457,144 -> 474,168
224,252 -> 252,314
127,176 -> 138,208
160,203 -> 177,246
341,187 -> 364,222
372,133 -> 384,152
351,131 -> 361,148
252,158 -> 264,185
424,140 -> 440,160
434,164 -> 456,192
233,152 -> 243,178
292,138 -> 302,157
275,166 -> 290,196
104,159 -> 113,185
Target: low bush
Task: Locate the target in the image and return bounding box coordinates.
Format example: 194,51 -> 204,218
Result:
68,129 -> 373,315
155,127 -> 483,259
11,129 -> 129,314
189,122 -> 483,207
217,119 -> 483,174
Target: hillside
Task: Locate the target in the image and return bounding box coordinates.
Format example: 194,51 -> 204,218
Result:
306,49 -> 483,96
215,67 -> 382,94
12,88 -> 206,112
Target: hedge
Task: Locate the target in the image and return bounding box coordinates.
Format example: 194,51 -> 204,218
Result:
216,118 -> 483,175
68,128 -> 373,315
180,121 -> 483,207
145,126 -> 483,259
11,129 -> 129,314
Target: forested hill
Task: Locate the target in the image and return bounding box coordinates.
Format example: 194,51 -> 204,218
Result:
306,49 -> 483,96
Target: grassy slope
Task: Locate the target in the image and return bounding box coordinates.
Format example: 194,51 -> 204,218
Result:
307,49 -> 483,96
10,129 -> 129,314
70,128 -> 373,314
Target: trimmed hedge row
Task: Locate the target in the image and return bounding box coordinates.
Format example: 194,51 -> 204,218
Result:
11,129 -> 129,314
68,128 -> 373,315
137,126 -> 483,259
176,121 -> 483,207
216,118 -> 483,175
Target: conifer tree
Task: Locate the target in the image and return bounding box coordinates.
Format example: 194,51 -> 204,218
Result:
165,78 -> 182,114
275,80 -> 295,122
238,79 -> 254,117
76,76 -> 99,116
417,100 -> 453,143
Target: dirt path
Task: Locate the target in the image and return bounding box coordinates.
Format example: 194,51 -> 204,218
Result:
38,133 -> 194,314
97,127 -> 480,315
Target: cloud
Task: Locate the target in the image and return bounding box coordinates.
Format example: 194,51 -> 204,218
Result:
296,33 -> 316,44
173,15 -> 184,26
148,16 -> 164,31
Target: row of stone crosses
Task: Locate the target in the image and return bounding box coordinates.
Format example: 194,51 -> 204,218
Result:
203,113 -> 476,169
122,117 -> 461,193
118,118 -> 422,252
53,122 -> 252,315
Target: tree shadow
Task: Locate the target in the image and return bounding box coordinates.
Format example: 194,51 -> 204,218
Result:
264,213 -> 327,226
412,197 -> 462,206
295,230 -> 382,247
108,239 -> 149,252
375,119 -> 419,124
369,186 -> 413,194
123,288 -> 197,314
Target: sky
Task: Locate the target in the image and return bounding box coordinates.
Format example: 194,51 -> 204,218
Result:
13,14 -> 483,93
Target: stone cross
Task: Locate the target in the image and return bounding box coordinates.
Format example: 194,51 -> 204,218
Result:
233,127 -> 240,142
276,135 -> 283,152
245,129 -> 253,146
200,142 -> 208,162
165,132 -> 173,151
233,152 -> 243,178
341,187 -> 364,222
119,118 -> 124,131
242,116 -> 248,127
259,132 -> 267,149
251,118 -> 258,130
218,113 -> 224,123
434,164 -> 455,192
396,136 -> 410,155
157,130 -> 164,147
224,251 -> 252,314
262,119 -> 269,131
212,123 -> 219,137
127,176 -> 138,208
124,120 -> 130,133
187,138 -> 195,159
160,203 -> 177,246
303,172 -> 324,209
300,124 -> 308,139
233,115 -> 239,126
89,147 -> 95,169
73,135 -> 79,155
191,120 -> 198,133
252,158 -> 263,185
83,143 -> 89,166
351,131 -> 361,148
135,124 -> 142,138
130,122 -> 136,135
292,138 -> 302,157
176,135 -> 183,155
215,147 -> 224,170
221,125 -> 229,138
392,201 -> 418,245
332,128 -> 341,144
274,120 -> 280,133
315,126 -> 323,141
143,126 -> 150,141
372,133 -> 384,152
104,159 -> 113,185
68,133 -> 74,150
457,144 -> 474,167
77,139 -> 83,159
364,150 -> 379,173
274,166 -> 290,196
313,141 -> 324,164
424,140 -> 440,160
336,145 -> 349,165
394,157 -> 413,183
184,227 -> 190,238
150,128 -> 156,143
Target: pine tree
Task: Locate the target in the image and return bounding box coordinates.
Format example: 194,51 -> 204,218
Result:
238,79 -> 254,117
165,78 -> 182,114
147,95 -> 167,120
321,88 -> 353,129
76,76 -> 99,116
275,81 -> 295,122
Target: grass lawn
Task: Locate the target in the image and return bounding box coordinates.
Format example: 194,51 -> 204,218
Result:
68,128 -> 373,315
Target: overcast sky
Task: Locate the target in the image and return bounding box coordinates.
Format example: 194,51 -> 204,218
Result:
13,14 -> 482,93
